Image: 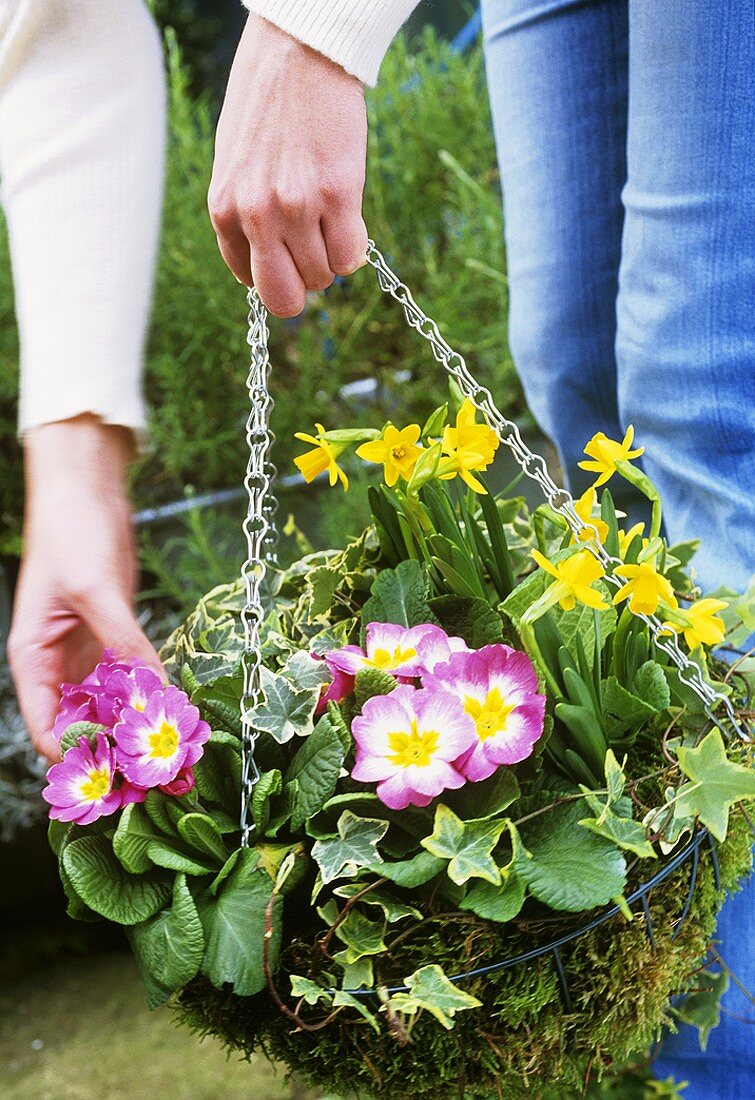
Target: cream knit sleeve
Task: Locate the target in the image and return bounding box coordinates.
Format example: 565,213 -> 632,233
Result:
0,0 -> 166,439
243,0 -> 422,86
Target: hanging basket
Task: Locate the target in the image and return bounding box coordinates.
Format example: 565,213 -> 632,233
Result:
46,244 -> 754,1100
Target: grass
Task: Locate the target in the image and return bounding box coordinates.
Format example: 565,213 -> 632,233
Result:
0,948 -> 324,1100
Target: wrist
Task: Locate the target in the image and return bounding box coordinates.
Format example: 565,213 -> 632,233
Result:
24,415 -> 134,501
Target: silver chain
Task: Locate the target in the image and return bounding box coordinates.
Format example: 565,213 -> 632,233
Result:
239,289 -> 278,846
238,247 -> 749,840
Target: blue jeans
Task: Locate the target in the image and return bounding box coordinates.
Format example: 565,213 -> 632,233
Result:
481,0 -> 755,1094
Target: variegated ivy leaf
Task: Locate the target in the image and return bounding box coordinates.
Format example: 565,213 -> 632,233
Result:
282,650 -> 332,691
421,804 -> 508,886
251,665 -> 321,743
311,812 -> 389,885
675,728 -> 755,842
387,964 -> 482,1030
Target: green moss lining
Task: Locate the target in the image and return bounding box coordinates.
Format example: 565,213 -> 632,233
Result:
173,815 -> 752,1099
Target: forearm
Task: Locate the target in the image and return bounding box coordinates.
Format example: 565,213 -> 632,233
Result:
242,0 -> 423,85
0,0 -> 167,439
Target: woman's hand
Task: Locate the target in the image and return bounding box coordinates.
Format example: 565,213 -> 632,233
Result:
209,13 -> 369,316
8,416 -> 163,762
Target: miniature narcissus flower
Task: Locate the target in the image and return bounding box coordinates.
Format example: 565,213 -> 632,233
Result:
294,423 -> 350,490
113,685 -> 210,788
613,561 -> 677,616
424,645 -> 546,781
351,685 -> 476,809
439,399 -> 500,493
356,424 -> 423,486
326,623 -> 465,680
522,549 -> 609,623
578,426 -> 644,487
42,732 -> 122,824
664,597 -> 729,650
573,487 -> 609,544
617,521 -> 646,559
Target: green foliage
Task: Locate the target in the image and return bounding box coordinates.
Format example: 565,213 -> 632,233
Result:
63,834 -> 171,925
311,811 -> 389,885
285,714 -> 347,830
387,964 -> 483,1030
675,729 -> 755,842
130,872 -> 205,1009
421,804 -> 509,886
360,558 -> 437,629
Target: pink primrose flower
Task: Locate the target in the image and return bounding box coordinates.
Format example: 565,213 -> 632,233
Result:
424,645 -> 546,781
159,766 -> 196,798
327,622 -> 465,681
351,685 -> 476,810
93,665 -> 164,727
113,685 -> 210,789
42,732 -> 122,825
315,664 -> 356,715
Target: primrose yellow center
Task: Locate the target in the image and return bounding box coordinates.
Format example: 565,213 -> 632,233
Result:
132,697 -> 146,712
80,767 -> 110,802
149,720 -> 180,759
387,720 -> 439,768
367,646 -> 417,671
464,688 -> 515,742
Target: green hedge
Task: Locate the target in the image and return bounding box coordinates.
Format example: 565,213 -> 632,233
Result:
0,29 -> 518,554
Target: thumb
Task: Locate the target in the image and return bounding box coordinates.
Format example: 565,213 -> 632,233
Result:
81,592 -> 166,683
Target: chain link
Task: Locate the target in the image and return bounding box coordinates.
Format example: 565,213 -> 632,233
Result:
238,247 -> 750,840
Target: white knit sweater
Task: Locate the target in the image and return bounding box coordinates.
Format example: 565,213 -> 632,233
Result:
243,0 -> 422,86
0,0 -> 165,438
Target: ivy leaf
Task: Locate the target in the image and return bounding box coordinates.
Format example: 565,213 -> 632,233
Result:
421,804 -> 509,886
368,850 -> 445,889
672,969 -> 730,1051
332,908 -> 388,964
387,964 -> 482,1029
361,559 -> 437,629
675,729 -> 755,842
333,883 -> 422,923
579,797 -> 656,859
63,834 -> 171,925
130,873 -> 204,1008
282,650 -> 331,691
517,801 -> 626,911
290,974 -> 332,1006
459,869 -> 526,923
197,848 -> 281,996
253,665 -> 321,744
286,714 -> 347,830
311,812 -> 389,885
338,955 -> 374,991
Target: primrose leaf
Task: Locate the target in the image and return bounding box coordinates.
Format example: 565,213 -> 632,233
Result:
113,803 -> 159,874
421,804 -> 508,886
517,800 -> 626,911
253,665 -> 321,744
551,589 -> 617,669
251,769 -> 283,834
388,964 -> 482,1030
197,848 -> 280,996
311,812 -> 389,885
146,839 -> 217,876
63,834 -> 171,925
354,667 -> 398,708
633,661 -> 671,712
130,873 -> 204,1008
60,722 -> 107,755
286,714 -> 347,830
428,595 -> 505,648
361,559 -> 437,629
177,813 -> 229,865
447,767 -> 520,821
675,729 -> 755,842
500,569 -> 549,630
368,850 -> 445,889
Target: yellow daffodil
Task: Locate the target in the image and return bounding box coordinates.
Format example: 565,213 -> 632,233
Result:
521,548 -> 609,624
578,426 -> 644,487
617,522 -> 646,559
294,423 -> 349,490
612,561 -> 677,616
663,598 -> 729,650
439,399 -> 499,493
356,424 -> 423,487
573,487 -> 609,544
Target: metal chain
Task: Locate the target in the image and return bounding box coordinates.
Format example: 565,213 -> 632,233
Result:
239,289 -> 278,845
238,246 -> 749,842
364,240 -> 750,742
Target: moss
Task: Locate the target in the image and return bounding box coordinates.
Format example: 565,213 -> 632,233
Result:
173,814 -> 752,1099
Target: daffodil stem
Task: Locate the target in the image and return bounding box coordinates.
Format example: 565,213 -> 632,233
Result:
520,622 -> 562,700
616,460 -> 662,540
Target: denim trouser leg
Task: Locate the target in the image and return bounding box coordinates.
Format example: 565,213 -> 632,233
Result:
481,0 -> 755,1095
